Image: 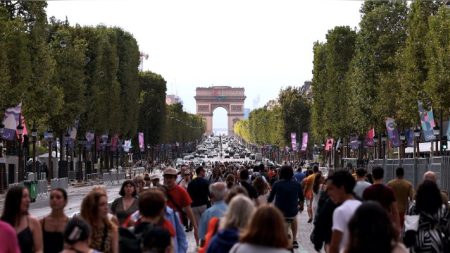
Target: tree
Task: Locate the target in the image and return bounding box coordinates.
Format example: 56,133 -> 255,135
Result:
311,42 -> 328,140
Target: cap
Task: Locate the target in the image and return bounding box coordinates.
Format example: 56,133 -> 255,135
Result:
163,167 -> 178,176
150,174 -> 160,180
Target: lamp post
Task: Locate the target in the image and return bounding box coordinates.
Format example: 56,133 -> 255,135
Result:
31,126 -> 37,176
373,135 -> 379,159
433,125 -> 440,156
399,132 -> 406,159
17,120 -> 24,182
381,133 -> 387,159
101,134 -> 108,173
414,127 -> 421,158
47,130 -> 54,180
0,123 -> 5,193
77,138 -> 85,181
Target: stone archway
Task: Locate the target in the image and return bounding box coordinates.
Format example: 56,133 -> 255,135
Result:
195,86 -> 246,136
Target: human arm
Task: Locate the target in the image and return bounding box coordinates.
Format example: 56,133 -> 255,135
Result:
267,182 -> 276,203
111,227 -> 119,253
30,217 -> 43,253
329,230 -> 343,253
390,201 -> 401,235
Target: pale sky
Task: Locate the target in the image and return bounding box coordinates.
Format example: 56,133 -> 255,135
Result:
46,0 -> 363,133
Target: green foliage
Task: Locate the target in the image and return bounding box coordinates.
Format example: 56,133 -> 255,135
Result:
311,42 -> 328,141
162,103 -> 205,144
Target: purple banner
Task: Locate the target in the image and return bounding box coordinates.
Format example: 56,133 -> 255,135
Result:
124,140 -> 132,153
385,117 -> 400,148
291,132 -> 297,151
85,131 -> 95,142
301,132 -> 308,151
406,129 -> 414,147
138,132 -> 144,152
350,135 -> 360,150
365,128 -> 375,147
418,101 -> 436,142
110,134 -> 118,152
446,120 -> 450,141
2,104 -> 22,141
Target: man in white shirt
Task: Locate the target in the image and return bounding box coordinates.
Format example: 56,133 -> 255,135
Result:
327,170 -> 361,253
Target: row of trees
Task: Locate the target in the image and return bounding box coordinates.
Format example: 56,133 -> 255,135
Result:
234,86 -> 310,147
0,1 -> 204,151
311,0 -> 450,143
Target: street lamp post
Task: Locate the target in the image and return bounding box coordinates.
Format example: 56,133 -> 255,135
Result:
381,133 -> 387,159
17,120 -> 24,182
77,138 -> 85,181
31,127 -> 37,176
101,134 -> 108,173
399,132 -> 406,159
433,125 -> 440,156
414,127 -> 421,158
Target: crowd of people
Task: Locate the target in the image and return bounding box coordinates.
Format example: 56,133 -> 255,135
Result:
1,159 -> 450,253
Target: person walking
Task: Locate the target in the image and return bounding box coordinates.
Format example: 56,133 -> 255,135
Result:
230,205 -> 290,253
326,170 -> 361,253
187,166 -> 210,232
363,167 -> 401,230
110,180 -> 139,227
387,167 -> 414,229
267,165 -> 304,249
40,188 -> 69,253
345,201 -> 408,253
353,168 -> 371,199
1,185 -> 43,253
80,191 -> 118,253
206,195 -> 255,253
303,166 -> 319,223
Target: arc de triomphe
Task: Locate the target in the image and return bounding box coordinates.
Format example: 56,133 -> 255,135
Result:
195,86 -> 246,136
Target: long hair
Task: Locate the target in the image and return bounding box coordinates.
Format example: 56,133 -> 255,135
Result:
1,185 -> 27,227
347,201 -> 398,253
313,171 -> 322,194
80,191 -> 112,230
221,195 -> 255,230
240,205 -> 289,249
415,180 -> 442,214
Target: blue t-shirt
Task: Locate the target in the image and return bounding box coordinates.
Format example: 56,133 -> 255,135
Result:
268,179 -> 304,217
294,171 -> 305,183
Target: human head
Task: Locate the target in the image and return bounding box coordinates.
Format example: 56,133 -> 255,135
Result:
240,205 -> 289,249
142,227 -> 172,253
423,171 -> 437,183
209,182 -> 227,202
195,166 -> 205,177
347,201 -> 398,253
279,165 -> 294,180
1,185 -> 29,227
221,195 -> 255,230
133,175 -> 145,192
253,176 -> 268,196
415,180 -> 442,214
371,167 -> 384,180
313,165 -> 319,173
50,188 -> 68,211
163,167 -> 178,188
395,167 -> 404,178
139,190 -> 166,218
225,174 -> 235,189
91,185 -> 107,195
326,170 -> 356,204
64,217 -> 91,245
119,180 -> 137,197
225,185 -> 249,204
80,191 -> 109,225
355,168 -> 367,178
239,169 -> 249,180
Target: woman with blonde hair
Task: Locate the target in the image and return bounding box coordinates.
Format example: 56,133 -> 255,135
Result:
80,191 -> 118,253
230,205 -> 290,253
206,195 -> 255,253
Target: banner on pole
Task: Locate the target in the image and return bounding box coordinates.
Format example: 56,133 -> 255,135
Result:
1,103 -> 28,141
385,118 -> 400,148
365,128 -> 375,147
325,138 -> 334,151
301,132 -> 308,151
350,135 -> 360,150
138,132 -> 145,152
406,129 -> 414,147
111,134 -> 119,152
290,133 -> 297,151
418,101 -> 436,142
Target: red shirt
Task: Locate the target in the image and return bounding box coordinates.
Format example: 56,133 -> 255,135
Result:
167,185 -> 193,213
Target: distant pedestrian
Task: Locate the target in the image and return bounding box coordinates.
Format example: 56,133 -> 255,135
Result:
238,169 -> 258,200
1,185 -> 43,253
187,166 -> 210,232
346,201 -> 408,253
230,205 -> 290,253
353,168 -> 371,199
40,188 -> 69,253
387,167 -> 414,229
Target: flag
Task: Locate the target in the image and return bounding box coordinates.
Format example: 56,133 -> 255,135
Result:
301,132 -> 308,151
350,135 -> 359,150
124,140 -> 132,153
418,101 -> 436,141
138,132 -> 144,152
1,103 -> 28,141
325,138 -> 334,151
385,118 -> 400,148
291,133 -> 297,151
406,129 -> 414,147
111,134 -> 119,152
365,128 -> 375,147
67,120 -> 79,140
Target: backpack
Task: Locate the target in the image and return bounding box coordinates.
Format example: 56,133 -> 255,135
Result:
119,223 -> 154,253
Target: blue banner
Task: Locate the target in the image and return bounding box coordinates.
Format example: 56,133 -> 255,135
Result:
418,101 -> 436,142
385,118 -> 400,148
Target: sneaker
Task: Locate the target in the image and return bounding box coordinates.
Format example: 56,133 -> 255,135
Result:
293,241 -> 299,248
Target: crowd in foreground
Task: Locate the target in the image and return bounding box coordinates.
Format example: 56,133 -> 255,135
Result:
0,160 -> 449,253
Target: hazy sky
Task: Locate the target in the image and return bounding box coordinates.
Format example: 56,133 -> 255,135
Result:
46,0 -> 363,132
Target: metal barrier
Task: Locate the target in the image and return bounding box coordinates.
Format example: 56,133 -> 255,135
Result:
68,171 -> 76,181
102,173 -> 112,185
37,180 -> 49,200
50,177 -> 69,190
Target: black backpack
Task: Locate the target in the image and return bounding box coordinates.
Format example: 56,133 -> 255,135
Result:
119,223 -> 153,253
